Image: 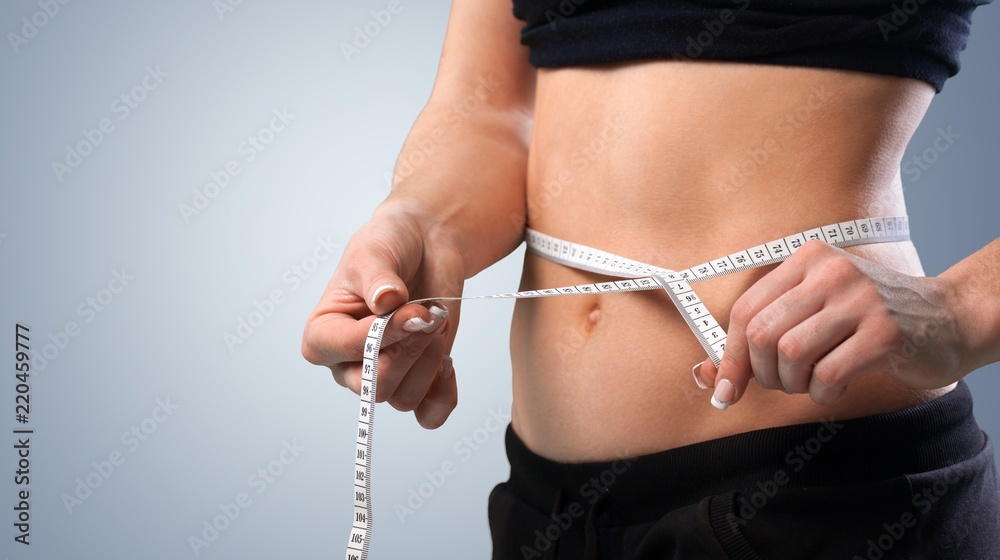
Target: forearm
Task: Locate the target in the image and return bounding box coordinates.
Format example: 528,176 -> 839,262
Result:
371,0 -> 533,279
939,237 -> 1000,373
375,99 -> 531,279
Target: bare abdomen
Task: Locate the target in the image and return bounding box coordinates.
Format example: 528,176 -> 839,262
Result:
509,60 -> 944,462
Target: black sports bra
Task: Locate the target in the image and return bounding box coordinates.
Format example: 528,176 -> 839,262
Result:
511,0 -> 991,92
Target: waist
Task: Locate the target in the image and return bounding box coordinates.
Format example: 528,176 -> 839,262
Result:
510,221 -> 939,462
510,61 -> 939,462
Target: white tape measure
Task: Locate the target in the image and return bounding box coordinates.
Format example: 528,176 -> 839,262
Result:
344,216 -> 910,559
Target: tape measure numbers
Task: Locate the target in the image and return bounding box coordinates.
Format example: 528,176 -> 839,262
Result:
344,216 -> 910,559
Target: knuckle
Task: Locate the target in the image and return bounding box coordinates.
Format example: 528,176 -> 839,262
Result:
847,285 -> 879,313
795,239 -> 826,259
300,339 -> 323,365
394,340 -> 424,361
341,339 -> 364,361
776,332 -> 807,364
811,362 -> 840,387
730,297 -> 755,329
823,255 -> 858,283
332,363 -> 361,393
300,331 -> 337,365
330,364 -> 349,388
745,316 -> 775,350
859,315 -> 897,350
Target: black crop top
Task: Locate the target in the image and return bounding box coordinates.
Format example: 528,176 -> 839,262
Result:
511,0 -> 990,92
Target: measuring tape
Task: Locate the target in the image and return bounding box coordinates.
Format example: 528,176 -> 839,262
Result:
344,216 -> 910,559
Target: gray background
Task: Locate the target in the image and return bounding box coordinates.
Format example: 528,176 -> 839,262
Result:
0,1 -> 997,559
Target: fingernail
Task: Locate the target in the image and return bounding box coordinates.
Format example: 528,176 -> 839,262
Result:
403,312 -> 445,334
440,356 -> 454,380
424,316 -> 444,333
372,284 -> 397,306
691,361 -> 708,390
429,304 -> 449,319
403,317 -> 433,332
711,379 -> 735,411
422,305 -> 449,333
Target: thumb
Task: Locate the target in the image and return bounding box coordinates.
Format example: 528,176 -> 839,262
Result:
350,224 -> 424,315
711,350 -> 754,411
352,246 -> 412,315
364,274 -> 410,316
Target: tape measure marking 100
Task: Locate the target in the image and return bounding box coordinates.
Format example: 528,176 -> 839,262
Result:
344,216 -> 910,559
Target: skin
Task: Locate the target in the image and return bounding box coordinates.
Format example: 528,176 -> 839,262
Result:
302,0 -> 1000,462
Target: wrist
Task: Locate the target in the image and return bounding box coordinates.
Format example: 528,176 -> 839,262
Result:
375,183 -> 525,278
374,191 -> 462,239
371,193 -> 473,277
937,265 -> 1000,374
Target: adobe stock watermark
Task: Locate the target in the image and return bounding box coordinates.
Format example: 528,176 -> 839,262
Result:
852,470 -> 962,560
671,0 -> 750,61
886,316 -> 949,373
384,74 -> 501,189
51,65 -> 168,183
211,0 -> 247,21
188,439 -> 305,556
724,419 -> 844,531
901,126 -> 960,185
520,453 -> 634,559
7,0 -> 72,54
394,407 -> 510,524
60,397 -> 180,514
718,84 -> 835,194
877,0 -> 929,40
29,268 -> 136,372
541,0 -> 586,30
223,234 -> 339,353
341,0 -> 403,64
509,115 -> 625,233
178,106 -> 295,223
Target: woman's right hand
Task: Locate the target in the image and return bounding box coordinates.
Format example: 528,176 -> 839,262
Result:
301,199 -> 466,429
299,0 -> 536,428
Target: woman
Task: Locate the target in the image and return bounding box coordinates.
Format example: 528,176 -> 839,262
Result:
303,1 -> 1000,557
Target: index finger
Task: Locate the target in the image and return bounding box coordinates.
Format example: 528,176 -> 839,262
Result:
713,253 -> 810,408
301,301 -> 444,367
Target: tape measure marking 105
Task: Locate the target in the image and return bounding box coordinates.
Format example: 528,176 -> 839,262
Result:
344,216 -> 910,559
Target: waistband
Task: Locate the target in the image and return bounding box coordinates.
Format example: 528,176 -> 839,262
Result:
504,381 -> 984,525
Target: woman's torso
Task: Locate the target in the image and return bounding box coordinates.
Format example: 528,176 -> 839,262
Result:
509,60 -> 951,462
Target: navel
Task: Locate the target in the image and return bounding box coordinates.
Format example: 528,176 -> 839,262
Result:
584,302 -> 601,335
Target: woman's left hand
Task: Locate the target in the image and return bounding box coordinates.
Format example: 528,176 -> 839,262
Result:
695,239 -> 969,409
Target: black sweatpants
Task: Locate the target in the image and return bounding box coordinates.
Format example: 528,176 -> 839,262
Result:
488,381 -> 1000,559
